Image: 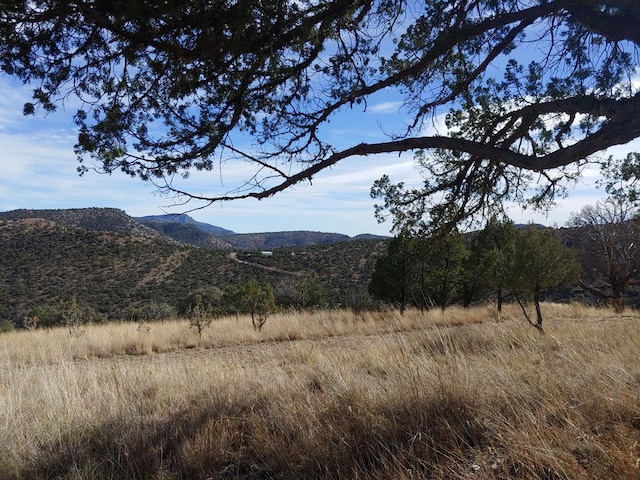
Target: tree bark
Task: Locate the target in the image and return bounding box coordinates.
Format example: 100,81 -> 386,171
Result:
579,280 -> 625,313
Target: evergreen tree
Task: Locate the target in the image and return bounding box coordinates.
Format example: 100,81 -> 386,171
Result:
369,231 -> 468,313
418,232 -> 468,311
472,216 -> 519,314
368,233 -> 415,315
509,226 -> 581,331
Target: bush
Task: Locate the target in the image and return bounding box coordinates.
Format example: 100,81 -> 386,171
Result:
0,319 -> 14,333
24,296 -> 106,331
178,287 -> 225,316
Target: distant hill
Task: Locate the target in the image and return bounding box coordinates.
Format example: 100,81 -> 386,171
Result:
135,212 -> 388,249
136,218 -> 233,250
0,208 -> 163,239
514,223 -> 547,230
1,209 -> 385,251
224,231 -> 351,250
135,214 -> 235,235
0,216 -> 251,323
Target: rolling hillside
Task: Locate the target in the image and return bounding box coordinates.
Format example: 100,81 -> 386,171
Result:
0,208 -> 386,325
0,208 -> 163,238
1,207 -> 635,328
136,219 -> 234,250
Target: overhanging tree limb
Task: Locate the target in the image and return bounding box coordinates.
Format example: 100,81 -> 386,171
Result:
207,110 -> 640,202
1,0 -> 640,228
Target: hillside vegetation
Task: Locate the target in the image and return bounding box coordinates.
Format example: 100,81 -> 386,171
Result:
0,208 -> 162,238
0,217 -> 229,322
135,219 -> 234,249
0,209 -> 385,325
0,207 -> 637,328
222,230 -> 353,249
1,305 -> 639,479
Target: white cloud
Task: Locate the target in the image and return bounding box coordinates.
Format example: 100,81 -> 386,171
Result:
368,101 -> 403,114
0,114 -> 397,235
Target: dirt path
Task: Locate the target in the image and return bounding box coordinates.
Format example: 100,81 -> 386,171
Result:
228,251 -> 305,277
56,312 -> 637,371
69,320 -> 425,372
138,250 -> 189,286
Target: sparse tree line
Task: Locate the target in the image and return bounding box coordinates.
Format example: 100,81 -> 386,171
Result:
180,279 -> 277,333
10,276 -> 327,334
368,218 -> 581,331
369,197 -> 640,331
18,295 -> 107,335
3,197 -> 639,335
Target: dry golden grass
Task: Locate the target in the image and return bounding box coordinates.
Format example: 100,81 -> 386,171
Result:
1,303 -> 639,479
0,305 -> 495,367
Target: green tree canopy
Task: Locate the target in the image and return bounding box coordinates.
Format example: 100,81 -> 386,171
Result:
179,287 -> 224,316
1,1 -> 639,229
510,226 -> 581,330
369,230 -> 469,313
241,279 -> 277,331
368,233 -> 414,314
471,215 -> 519,313
415,232 -> 468,311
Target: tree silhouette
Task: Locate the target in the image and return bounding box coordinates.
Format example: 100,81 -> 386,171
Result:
1,1 -> 638,229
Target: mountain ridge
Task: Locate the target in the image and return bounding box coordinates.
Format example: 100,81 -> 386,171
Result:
0,208 -> 163,239
135,213 -> 235,235
0,208 -> 387,250
135,212 -> 389,248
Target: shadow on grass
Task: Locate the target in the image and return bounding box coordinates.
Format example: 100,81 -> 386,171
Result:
13,392 -> 493,480
13,387 -> 635,480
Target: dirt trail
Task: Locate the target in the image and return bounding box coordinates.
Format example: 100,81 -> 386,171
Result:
139,250 -> 189,286
73,325 -> 415,371
228,251 -> 304,276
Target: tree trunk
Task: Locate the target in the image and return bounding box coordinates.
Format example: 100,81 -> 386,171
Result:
534,294 -> 544,332
611,278 -> 626,313
516,294 -> 544,334
579,280 -> 625,313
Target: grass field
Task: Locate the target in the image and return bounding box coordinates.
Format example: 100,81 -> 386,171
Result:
1,304 -> 639,479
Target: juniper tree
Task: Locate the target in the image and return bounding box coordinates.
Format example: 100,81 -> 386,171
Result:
368,232 -> 414,314
509,226 -> 581,331
472,216 -> 519,315
416,231 -> 468,311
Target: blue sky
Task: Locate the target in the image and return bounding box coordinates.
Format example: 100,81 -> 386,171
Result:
1,75 -> 637,236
